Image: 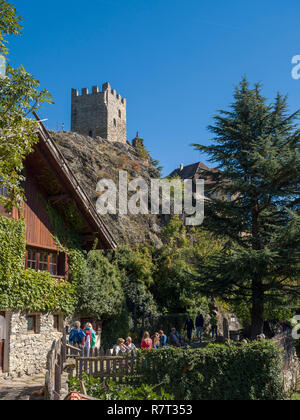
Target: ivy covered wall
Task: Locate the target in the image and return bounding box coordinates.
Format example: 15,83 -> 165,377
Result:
0,214 -> 76,313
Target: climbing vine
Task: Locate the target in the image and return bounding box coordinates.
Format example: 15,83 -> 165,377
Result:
44,200 -> 87,291
0,214 -> 76,313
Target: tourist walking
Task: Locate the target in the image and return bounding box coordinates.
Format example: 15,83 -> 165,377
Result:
210,315 -> 218,340
69,321 -> 86,350
83,323 -> 96,357
141,332 -> 153,351
184,315 -> 195,344
195,312 -> 204,343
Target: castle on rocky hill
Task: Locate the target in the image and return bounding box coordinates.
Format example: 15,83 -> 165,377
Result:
71,82 -> 127,143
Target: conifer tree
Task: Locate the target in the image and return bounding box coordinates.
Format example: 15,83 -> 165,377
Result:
193,78 -> 300,338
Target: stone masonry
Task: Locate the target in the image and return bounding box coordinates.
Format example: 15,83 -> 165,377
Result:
71,82 -> 127,143
7,312 -> 63,378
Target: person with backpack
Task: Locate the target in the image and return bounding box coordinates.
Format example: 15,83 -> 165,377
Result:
83,322 -> 96,357
69,321 -> 86,350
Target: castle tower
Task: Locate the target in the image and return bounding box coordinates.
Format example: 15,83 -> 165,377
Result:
71,82 -> 127,143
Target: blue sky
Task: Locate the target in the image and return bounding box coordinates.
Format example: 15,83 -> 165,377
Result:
8,0 -> 300,175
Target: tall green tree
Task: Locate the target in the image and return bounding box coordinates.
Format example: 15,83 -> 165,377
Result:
193,78 -> 300,338
152,216 -> 221,314
77,251 -> 125,320
0,0 -> 52,212
114,246 -> 159,331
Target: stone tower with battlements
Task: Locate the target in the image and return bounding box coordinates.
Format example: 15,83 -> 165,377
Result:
71,82 -> 127,143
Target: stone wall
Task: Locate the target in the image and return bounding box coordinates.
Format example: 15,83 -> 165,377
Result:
8,312 -> 63,378
273,332 -> 300,394
71,82 -> 127,143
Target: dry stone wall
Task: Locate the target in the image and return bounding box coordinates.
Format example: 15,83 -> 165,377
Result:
8,312 -> 63,378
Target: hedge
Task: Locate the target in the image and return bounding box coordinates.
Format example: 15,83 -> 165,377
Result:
134,341 -> 285,400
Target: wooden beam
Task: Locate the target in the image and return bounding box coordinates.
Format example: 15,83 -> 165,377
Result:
49,194 -> 72,203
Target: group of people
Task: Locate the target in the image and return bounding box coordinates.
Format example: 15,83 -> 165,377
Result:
68,321 -> 96,356
184,312 -> 218,343
113,330 -> 168,355
68,312 -> 219,356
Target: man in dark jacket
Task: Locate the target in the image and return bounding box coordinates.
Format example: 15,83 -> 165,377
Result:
184,315 -> 195,344
195,312 -> 204,343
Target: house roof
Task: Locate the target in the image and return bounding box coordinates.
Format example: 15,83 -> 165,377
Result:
31,112 -> 117,250
169,162 -> 212,180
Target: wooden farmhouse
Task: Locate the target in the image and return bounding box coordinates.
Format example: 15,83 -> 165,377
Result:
0,118 -> 116,377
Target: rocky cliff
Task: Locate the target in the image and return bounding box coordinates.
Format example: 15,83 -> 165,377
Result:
52,131 -> 164,248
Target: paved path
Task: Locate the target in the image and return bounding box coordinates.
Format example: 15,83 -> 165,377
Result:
0,375 -> 45,400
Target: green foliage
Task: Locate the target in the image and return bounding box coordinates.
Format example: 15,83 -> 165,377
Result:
77,250 -> 125,320
0,0 -> 22,55
152,216 -> 221,313
0,215 -> 75,313
0,214 -> 26,308
0,65 -> 52,213
134,137 -> 149,160
134,341 -> 285,400
151,158 -> 163,176
13,269 -> 76,313
115,246 -> 154,287
0,1 -> 52,212
114,246 -> 159,332
193,78 -> 300,338
68,374 -> 174,400
101,309 -> 133,350
44,201 -> 87,298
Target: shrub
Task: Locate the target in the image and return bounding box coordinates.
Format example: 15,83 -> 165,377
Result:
134,341 -> 285,400
68,374 -> 174,400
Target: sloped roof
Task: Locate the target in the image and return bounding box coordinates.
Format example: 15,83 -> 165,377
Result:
32,112 -> 117,250
169,162 -> 211,179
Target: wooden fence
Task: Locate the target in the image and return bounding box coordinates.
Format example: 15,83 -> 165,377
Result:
74,351 -> 139,380
45,338 -> 145,399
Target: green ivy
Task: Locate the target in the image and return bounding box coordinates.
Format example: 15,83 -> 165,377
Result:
0,214 -> 76,313
44,200 -> 87,292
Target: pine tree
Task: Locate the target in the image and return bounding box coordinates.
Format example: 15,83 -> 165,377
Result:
193,78 -> 300,339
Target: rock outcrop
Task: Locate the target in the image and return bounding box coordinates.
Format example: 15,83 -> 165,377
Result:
52,131 -> 163,248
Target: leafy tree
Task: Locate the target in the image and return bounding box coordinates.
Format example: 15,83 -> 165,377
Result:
152,216 -> 221,313
151,158 -> 163,176
193,78 -> 300,338
114,246 -> 159,331
0,0 -> 52,212
77,251 -> 125,320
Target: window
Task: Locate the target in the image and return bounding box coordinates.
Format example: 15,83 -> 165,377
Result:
27,249 -> 37,270
49,253 -> 58,275
53,314 -> 62,332
113,118 -> 117,127
27,315 -> 40,334
39,251 -> 48,272
26,248 -> 60,277
118,110 -> 121,118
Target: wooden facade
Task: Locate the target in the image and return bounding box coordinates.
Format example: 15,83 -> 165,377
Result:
0,120 -> 117,281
